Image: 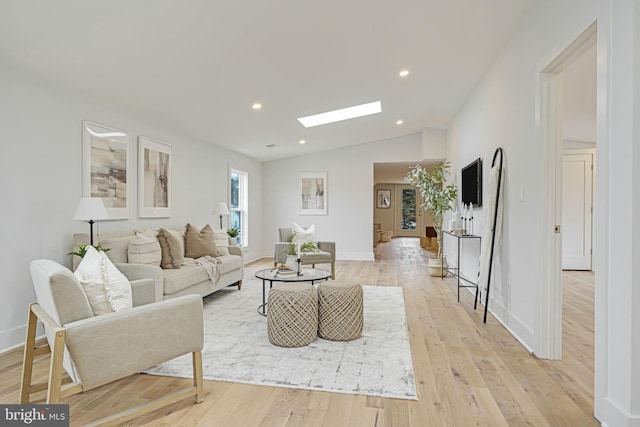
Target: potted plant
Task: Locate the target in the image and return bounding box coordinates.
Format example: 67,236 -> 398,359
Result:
227,228 -> 240,245
406,162 -> 457,276
280,241 -> 320,270
68,244 -> 111,259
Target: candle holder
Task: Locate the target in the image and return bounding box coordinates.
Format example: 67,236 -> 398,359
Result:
297,257 -> 302,276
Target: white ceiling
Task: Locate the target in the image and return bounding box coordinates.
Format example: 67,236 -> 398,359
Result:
1,0 -> 534,162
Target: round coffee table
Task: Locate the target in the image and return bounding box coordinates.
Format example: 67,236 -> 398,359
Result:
255,268 -> 331,316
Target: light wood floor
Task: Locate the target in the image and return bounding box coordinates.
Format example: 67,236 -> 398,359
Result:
0,238 -> 597,426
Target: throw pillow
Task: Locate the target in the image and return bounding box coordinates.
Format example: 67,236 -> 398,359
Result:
292,223 -> 317,245
73,246 -> 133,315
128,230 -> 162,266
157,228 -> 185,269
99,235 -> 134,263
184,223 -> 218,258
212,229 -> 230,256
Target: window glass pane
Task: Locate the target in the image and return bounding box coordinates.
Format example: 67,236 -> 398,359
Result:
230,172 -> 239,209
402,188 -> 417,230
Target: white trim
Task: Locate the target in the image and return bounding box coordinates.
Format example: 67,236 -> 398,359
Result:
0,325 -> 44,355
336,252 -> 375,261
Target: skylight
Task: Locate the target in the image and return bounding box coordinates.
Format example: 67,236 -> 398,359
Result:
297,101 -> 382,128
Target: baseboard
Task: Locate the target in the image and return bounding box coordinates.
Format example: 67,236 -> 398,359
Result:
600,397 -> 640,427
486,298 -> 535,354
336,252 -> 374,261
0,323 -> 44,355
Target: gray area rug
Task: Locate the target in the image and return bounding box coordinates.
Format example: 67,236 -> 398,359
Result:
145,281 -> 417,400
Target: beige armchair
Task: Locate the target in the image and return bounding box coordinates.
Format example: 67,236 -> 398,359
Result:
21,259 -> 204,426
273,227 -> 336,279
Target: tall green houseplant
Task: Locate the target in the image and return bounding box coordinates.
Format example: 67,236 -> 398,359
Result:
406,162 -> 457,258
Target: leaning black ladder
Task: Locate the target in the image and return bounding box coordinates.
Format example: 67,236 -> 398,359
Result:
484,147 -> 504,323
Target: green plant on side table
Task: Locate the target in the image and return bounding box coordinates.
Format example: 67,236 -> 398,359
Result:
406,161 -> 457,277
227,228 -> 240,245
68,244 -> 111,259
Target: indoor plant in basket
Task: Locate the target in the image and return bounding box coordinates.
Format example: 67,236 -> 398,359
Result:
406,162 -> 458,276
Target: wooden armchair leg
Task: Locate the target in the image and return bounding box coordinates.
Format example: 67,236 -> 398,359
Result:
193,351 -> 204,403
331,262 -> 335,280
46,329 -> 67,404
20,305 -> 38,404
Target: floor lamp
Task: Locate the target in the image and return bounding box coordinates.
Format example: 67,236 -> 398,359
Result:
212,202 -> 230,229
73,198 -> 109,245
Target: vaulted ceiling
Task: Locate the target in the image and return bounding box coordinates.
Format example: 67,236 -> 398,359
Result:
1,0 -> 535,161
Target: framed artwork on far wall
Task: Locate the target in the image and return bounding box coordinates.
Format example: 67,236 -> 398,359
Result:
138,136 -> 172,218
82,121 -> 131,219
300,172 -> 327,215
377,189 -> 391,208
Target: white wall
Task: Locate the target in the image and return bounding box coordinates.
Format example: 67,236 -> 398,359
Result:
447,0 -> 640,424
262,133 -> 423,260
0,64 -> 263,351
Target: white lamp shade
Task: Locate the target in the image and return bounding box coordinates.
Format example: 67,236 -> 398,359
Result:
212,202 -> 230,216
73,197 -> 109,221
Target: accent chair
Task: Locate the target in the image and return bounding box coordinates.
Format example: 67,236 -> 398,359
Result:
21,259 -> 204,426
273,227 -> 336,279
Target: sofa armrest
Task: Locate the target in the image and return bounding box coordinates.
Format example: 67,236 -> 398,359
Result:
64,295 -> 203,390
318,241 -> 336,260
228,245 -> 243,258
274,242 -> 290,264
115,263 -> 164,302
130,278 -> 156,307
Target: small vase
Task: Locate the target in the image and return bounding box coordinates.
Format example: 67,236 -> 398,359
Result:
285,255 -> 298,271
427,256 -> 449,277
228,236 -> 238,246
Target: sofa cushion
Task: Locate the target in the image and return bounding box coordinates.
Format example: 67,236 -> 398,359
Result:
73,246 -> 133,315
216,255 -> 244,274
162,264 -> 211,295
99,235 -> 133,263
185,224 -> 218,258
157,228 -> 184,269
212,229 -> 230,256
301,250 -> 332,264
128,230 -> 161,266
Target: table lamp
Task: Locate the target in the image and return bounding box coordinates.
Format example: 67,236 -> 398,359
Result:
73,197 -> 109,245
212,202 -> 230,229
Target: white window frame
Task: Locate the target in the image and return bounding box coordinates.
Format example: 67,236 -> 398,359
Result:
229,168 -> 248,247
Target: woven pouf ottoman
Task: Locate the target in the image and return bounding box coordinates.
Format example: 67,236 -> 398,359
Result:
317,280 -> 363,341
267,283 -> 318,347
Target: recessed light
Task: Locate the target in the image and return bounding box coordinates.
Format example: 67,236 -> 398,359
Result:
299,140 -> 306,144
396,120 -> 404,125
252,103 -> 262,110
297,101 -> 382,128
399,70 -> 410,77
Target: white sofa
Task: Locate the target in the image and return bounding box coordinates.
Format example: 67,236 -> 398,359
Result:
72,228 -> 243,301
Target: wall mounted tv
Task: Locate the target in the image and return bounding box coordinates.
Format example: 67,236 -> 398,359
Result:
461,158 -> 482,207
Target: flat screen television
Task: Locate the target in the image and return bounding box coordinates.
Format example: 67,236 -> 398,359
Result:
461,158 -> 482,207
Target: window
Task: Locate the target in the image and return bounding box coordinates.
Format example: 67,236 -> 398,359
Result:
230,168 -> 248,246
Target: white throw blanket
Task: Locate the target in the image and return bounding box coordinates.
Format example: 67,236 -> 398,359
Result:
478,160 -> 505,294
184,256 -> 222,284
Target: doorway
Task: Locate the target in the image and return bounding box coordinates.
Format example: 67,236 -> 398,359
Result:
396,185 -> 422,237
537,23 -> 596,361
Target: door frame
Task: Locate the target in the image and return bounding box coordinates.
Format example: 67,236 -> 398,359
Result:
536,23 -> 597,360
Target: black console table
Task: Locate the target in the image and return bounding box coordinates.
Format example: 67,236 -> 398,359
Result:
441,231 -> 481,309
